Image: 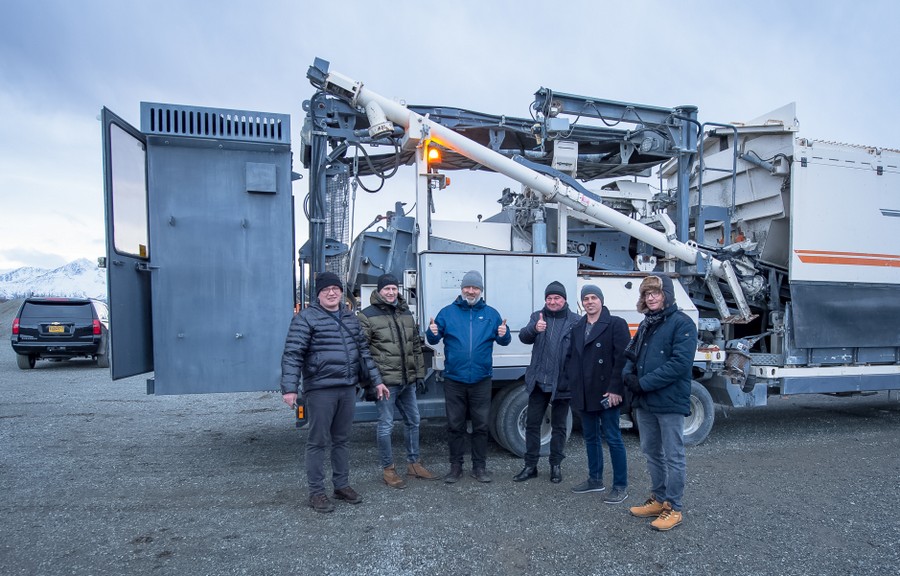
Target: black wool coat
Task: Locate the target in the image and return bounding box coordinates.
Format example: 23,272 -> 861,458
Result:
563,306 -> 630,413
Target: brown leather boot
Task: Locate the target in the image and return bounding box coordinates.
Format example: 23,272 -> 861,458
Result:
406,461 -> 439,480
383,465 -> 407,489
650,502 -> 683,531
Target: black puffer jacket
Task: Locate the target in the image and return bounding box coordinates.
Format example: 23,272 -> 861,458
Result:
280,303 -> 382,395
358,291 -> 425,387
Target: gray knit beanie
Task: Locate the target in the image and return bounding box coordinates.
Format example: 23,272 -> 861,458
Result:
461,270 -> 484,290
580,284 -> 604,302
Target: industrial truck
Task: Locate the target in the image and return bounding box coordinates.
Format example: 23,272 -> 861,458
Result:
99,57 -> 900,455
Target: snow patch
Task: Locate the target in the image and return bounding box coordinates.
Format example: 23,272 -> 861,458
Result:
0,258 -> 107,301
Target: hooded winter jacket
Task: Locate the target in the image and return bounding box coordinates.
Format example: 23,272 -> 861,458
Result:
623,275 -> 697,415
519,304 -> 580,400
425,296 -> 511,384
358,291 -> 425,387
280,302 -> 382,395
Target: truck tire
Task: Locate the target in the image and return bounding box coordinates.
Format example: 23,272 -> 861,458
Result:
684,380 -> 715,446
16,354 -> 36,370
489,383 -> 516,448
496,383 -> 572,458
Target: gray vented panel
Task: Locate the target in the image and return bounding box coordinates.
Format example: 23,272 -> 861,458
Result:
140,102 -> 290,144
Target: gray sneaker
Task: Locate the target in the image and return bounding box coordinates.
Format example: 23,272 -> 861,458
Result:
603,487 -> 629,504
571,479 -> 605,493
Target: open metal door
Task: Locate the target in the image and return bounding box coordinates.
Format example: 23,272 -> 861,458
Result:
100,107 -> 154,379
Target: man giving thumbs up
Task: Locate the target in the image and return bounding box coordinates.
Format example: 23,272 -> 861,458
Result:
513,280 -> 580,484
426,269 -> 511,484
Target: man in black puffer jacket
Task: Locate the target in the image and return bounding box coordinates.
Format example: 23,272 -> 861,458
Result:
623,274 -> 697,531
281,272 -> 389,514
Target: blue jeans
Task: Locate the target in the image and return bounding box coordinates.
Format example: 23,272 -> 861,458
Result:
634,408 -> 686,511
580,406 -> 627,489
376,384 -> 421,468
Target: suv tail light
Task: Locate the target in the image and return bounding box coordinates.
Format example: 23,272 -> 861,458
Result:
93,319 -> 102,335
12,318 -> 19,335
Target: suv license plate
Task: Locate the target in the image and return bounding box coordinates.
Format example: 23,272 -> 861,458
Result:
49,325 -> 65,334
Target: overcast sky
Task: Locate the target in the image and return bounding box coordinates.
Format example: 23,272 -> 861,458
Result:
2,0 -> 898,270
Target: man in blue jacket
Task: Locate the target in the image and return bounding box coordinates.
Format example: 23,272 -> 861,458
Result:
623,274 -> 697,531
426,270 -> 511,484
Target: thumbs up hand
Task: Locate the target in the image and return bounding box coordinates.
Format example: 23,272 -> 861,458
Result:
498,318 -> 508,338
429,317 -> 438,336
535,312 -> 547,333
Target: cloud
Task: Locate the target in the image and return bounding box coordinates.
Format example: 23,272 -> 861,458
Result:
0,246 -> 69,270
2,0 -> 900,271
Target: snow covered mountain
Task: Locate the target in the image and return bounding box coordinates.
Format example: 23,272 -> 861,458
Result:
0,259 -> 107,301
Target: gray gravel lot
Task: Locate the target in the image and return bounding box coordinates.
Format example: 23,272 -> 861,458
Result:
2,299 -> 899,575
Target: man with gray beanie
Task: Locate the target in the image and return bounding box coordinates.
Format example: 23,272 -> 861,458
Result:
426,269 -> 511,483
562,283 -> 630,503
513,280 -> 580,484
281,271 -> 389,513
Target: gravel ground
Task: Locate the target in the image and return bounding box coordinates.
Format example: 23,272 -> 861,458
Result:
2,299 -> 899,576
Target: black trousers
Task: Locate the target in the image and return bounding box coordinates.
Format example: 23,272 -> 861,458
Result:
524,387 -> 570,467
443,377 -> 491,469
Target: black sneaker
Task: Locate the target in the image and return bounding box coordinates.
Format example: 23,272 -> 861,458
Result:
308,493 -> 335,513
571,479 -> 605,493
603,487 -> 629,504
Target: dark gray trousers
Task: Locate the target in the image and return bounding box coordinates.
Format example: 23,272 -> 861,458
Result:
444,377 -> 491,469
305,386 -> 356,497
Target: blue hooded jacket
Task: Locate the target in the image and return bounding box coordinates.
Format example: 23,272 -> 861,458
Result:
426,296 -> 511,384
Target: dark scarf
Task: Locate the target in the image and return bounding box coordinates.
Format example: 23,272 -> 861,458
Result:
625,304 -> 675,363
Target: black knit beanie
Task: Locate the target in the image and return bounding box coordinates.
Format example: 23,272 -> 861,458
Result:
544,281 -> 566,299
377,273 -> 400,291
315,272 -> 342,295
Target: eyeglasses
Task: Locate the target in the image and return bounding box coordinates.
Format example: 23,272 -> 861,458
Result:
321,286 -> 342,294
645,290 -> 663,299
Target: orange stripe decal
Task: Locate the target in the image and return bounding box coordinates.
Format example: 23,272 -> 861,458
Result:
795,249 -> 900,268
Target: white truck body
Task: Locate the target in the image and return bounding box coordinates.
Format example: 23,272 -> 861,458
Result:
99,60 -> 899,453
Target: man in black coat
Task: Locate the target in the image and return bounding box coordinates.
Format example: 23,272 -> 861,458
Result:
513,281 -> 580,484
564,284 -> 631,504
281,272 -> 389,514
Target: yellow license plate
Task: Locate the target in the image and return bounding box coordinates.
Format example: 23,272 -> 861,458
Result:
48,325 -> 65,334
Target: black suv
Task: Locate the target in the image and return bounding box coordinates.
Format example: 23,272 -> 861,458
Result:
10,297 -> 109,369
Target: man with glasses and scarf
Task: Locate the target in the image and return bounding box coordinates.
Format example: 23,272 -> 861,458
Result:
623,274 -> 697,531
